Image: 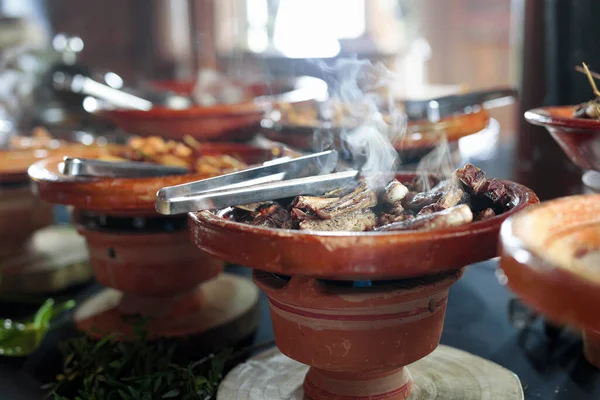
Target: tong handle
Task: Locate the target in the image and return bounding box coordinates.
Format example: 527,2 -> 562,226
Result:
61,157 -> 188,178
157,170 -> 359,215
53,72 -> 153,111
156,150 -> 338,209
404,87 -> 517,121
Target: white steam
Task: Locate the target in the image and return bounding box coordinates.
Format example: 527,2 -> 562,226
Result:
315,58 -> 407,190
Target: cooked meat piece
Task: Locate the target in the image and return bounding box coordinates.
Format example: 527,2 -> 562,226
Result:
437,182 -> 469,209
291,207 -> 320,221
401,190 -> 444,213
483,179 -> 512,207
455,163 -> 488,195
418,203 -> 446,216
250,203 -> 292,229
378,211 -> 414,226
315,182 -> 378,219
235,202 -> 275,212
375,204 -> 473,232
475,208 -> 496,221
406,175 -> 441,192
382,180 -> 409,205
300,209 -> 377,232
292,196 -> 340,213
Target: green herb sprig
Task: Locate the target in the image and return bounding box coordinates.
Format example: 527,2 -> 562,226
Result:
0,298 -> 75,357
46,318 -> 231,400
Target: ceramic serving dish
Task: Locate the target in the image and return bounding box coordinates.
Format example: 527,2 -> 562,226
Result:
187,171 -> 536,399
28,142 -> 285,216
189,172 -> 538,280
499,194 -> 600,366
101,76 -> 328,141
525,105 -> 600,171
261,109 -> 490,165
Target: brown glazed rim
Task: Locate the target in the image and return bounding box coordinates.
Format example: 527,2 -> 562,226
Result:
28,142 -> 285,216
0,144 -> 110,184
98,76 -> 327,119
499,194 -> 600,331
193,179 -> 536,239
189,174 -> 538,279
525,105 -> 600,131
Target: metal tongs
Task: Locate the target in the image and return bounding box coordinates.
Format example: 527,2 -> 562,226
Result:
61,157 -> 189,178
156,150 -> 359,215
404,87 -> 517,121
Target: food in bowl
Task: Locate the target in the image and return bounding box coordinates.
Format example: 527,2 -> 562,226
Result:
96,136 -> 248,175
226,163 -> 517,232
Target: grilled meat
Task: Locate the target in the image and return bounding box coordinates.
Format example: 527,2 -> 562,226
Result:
315,182 -> 378,219
376,204 -> 473,232
300,209 -> 377,232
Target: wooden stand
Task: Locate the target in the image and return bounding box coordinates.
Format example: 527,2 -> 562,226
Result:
0,225 -> 92,295
74,274 -> 260,349
218,345 -> 524,400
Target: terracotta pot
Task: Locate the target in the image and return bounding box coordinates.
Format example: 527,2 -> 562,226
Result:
0,143 -> 110,184
101,76 -> 328,141
78,225 -> 223,296
584,329 -> 600,369
189,173 -> 538,280
28,142 -> 285,216
261,109 -> 490,156
0,184 -> 53,257
254,269 -> 462,400
525,106 -> 600,171
499,194 -> 600,332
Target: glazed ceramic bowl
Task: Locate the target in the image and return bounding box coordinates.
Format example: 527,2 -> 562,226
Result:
499,194 -> 600,330
0,184 -> 53,258
499,194 -> 600,367
525,106 -> 600,171
0,139 -> 110,255
189,173 -> 538,281
261,109 -> 490,165
101,76 -> 328,141
28,142 -> 285,216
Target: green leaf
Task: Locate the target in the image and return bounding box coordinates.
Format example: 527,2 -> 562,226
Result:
162,389 -> 180,398
0,298 -> 76,357
118,389 -> 134,400
153,376 -> 163,392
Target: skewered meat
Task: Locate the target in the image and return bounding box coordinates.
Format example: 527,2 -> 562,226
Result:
314,182 -> 378,219
376,204 -> 473,232
300,209 -> 377,232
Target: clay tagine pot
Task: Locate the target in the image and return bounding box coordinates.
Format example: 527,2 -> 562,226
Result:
188,172 -> 538,399
261,108 -> 489,166
28,142 -> 281,342
499,194 -> 600,368
525,105 -> 600,171
101,76 -> 327,141
0,139 -> 109,257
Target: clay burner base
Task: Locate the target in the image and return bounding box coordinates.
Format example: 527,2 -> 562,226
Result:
253,270 -> 462,400
218,346 -> 525,400
72,212 -> 261,344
